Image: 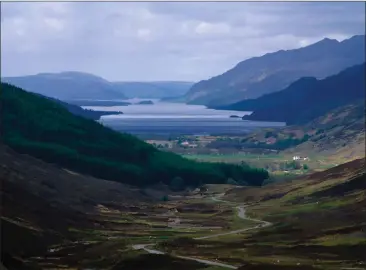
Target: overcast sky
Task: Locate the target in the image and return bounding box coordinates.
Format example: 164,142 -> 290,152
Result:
1,2 -> 365,82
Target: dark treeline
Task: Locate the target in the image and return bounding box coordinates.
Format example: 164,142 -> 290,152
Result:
1,83 -> 269,187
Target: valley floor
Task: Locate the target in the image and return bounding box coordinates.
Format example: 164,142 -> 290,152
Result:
2,144 -> 365,270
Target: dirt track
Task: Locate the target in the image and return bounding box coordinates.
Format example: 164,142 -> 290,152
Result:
132,194 -> 272,269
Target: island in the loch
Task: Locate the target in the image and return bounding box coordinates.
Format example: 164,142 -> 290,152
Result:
136,100 -> 154,105
229,115 -> 240,118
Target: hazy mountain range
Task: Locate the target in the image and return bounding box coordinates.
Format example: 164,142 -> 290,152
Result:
2,72 -> 126,100
184,35 -> 365,106
1,72 -> 193,100
113,81 -> 194,99
2,35 -> 364,108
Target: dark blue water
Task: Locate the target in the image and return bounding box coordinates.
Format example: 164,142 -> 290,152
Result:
99,118 -> 285,136
84,100 -> 285,136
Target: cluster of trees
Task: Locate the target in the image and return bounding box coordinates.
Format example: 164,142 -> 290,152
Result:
270,135 -> 310,150
279,161 -> 309,171
152,143 -> 170,149
285,160 -> 302,170
2,83 -> 269,188
207,140 -> 242,150
240,134 -> 311,151
264,131 -> 278,138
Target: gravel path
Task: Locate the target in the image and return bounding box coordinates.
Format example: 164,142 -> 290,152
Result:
132,194 -> 272,269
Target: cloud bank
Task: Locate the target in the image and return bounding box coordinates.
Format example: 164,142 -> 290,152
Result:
1,2 -> 364,81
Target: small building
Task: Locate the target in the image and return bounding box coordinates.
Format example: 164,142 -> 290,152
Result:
293,156 -> 309,161
181,141 -> 190,146
266,137 -> 277,145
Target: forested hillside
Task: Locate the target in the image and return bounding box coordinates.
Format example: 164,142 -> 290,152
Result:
1,83 -> 268,188
40,95 -> 123,120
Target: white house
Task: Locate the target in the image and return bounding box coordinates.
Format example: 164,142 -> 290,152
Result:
293,156 -> 309,161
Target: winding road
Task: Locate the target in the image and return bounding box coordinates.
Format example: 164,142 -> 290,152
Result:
132,194 -> 272,269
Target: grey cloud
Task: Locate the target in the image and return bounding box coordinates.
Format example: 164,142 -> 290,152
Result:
1,2 -> 364,81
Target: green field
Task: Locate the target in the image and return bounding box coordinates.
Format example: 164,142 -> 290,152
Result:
183,153 -> 339,175
183,153 -> 284,161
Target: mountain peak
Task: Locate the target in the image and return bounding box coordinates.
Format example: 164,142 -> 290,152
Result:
37,71 -> 105,79
185,35 -> 365,106
312,37 -> 339,46
321,37 -> 337,42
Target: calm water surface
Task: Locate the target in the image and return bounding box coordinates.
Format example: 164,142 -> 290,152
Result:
83,100 -> 285,136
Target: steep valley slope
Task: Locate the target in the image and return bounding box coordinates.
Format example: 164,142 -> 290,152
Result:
239,100 -> 365,161
223,63 -> 365,125
0,144 -> 152,270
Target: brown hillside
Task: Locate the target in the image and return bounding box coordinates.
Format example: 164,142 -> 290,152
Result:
222,158 -> 366,268
0,144 -> 151,269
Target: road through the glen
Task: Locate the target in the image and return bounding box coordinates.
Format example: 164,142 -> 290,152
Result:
132,194 -> 272,269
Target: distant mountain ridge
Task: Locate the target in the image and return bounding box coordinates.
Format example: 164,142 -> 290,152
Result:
185,35 -> 365,106
2,72 -> 193,100
113,81 -> 194,99
2,72 -> 127,100
219,63 -> 365,125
